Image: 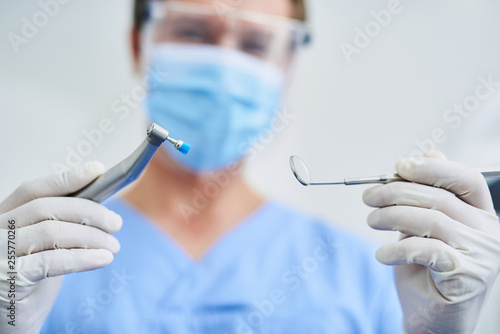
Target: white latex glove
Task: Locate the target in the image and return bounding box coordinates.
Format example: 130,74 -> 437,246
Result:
363,151 -> 500,334
0,162 -> 122,333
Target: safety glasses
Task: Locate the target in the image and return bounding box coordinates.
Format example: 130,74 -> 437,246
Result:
141,1 -> 310,67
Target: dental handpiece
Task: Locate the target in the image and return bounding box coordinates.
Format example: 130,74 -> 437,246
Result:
71,123 -> 190,203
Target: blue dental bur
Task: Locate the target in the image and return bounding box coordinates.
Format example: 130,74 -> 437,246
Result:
72,123 -> 190,202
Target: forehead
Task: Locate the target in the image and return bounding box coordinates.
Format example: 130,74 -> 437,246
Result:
176,0 -> 293,18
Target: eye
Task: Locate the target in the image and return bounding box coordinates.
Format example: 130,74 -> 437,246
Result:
166,17 -> 219,44
174,27 -> 212,43
240,40 -> 267,56
239,29 -> 272,57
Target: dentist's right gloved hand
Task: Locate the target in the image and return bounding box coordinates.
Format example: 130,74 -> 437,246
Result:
0,162 -> 122,334
364,151 -> 500,334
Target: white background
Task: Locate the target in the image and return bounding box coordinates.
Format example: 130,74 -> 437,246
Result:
1,0 -> 500,332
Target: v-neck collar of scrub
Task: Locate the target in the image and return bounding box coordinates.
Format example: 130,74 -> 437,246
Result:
113,197 -> 275,267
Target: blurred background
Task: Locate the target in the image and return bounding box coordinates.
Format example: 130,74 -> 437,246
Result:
1,0 -> 500,332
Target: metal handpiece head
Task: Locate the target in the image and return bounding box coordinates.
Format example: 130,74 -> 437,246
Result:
147,123 -> 170,142
146,123 -> 190,155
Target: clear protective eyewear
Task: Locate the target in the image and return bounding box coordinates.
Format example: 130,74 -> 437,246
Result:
140,1 -> 310,67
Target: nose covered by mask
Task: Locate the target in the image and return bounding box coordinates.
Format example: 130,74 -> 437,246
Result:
144,44 -> 284,172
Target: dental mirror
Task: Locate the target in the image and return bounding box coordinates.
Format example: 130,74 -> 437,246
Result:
290,156 -> 346,186
290,155 -> 500,187
289,155 -> 312,186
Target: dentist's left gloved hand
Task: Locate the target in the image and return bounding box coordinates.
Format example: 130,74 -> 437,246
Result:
363,151 -> 500,334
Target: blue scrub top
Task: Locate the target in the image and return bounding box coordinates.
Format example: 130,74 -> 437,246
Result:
42,198 -> 403,334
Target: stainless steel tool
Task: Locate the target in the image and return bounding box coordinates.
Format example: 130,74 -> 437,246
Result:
72,123 -> 190,202
290,155 -> 500,187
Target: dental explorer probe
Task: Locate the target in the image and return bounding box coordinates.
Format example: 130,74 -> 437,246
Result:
289,155 -> 500,187
72,123 -> 190,203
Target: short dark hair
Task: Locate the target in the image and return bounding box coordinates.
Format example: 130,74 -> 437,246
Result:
133,0 -> 307,31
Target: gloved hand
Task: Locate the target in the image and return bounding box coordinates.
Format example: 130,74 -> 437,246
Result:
0,162 -> 122,333
363,151 -> 500,334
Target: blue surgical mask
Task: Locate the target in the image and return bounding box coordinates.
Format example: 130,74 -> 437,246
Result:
144,44 -> 284,172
